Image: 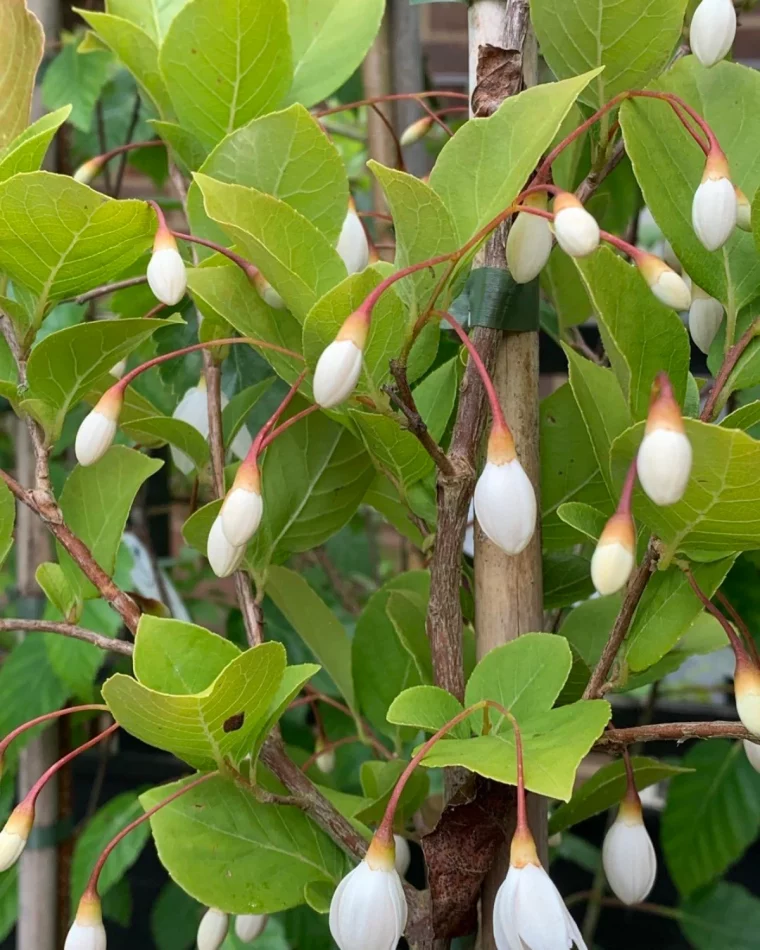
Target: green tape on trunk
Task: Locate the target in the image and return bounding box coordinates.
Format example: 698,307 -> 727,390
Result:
466,267 -> 540,332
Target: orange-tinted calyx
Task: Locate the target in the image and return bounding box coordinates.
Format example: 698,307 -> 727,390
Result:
336,310 -> 370,350
646,374 -> 684,435
486,423 -> 516,465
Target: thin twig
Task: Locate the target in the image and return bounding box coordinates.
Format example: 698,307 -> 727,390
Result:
95,101 -> 113,195
72,276 -> 148,306
597,720 -> 753,749
0,619 -> 133,656
385,360 -> 455,476
701,318 -> 760,421
113,94 -> 141,199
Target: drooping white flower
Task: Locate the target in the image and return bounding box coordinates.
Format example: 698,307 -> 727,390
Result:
171,379 -> 252,475
336,204 -> 370,275
146,228 -> 187,306
494,852 -> 586,950
553,192 -> 600,258
474,426 -> 537,557
690,0 -> 737,68
75,389 -> 123,467
602,799 -> 657,905
394,835 -> 411,878
0,803 -> 33,872
736,187 -> 752,232
735,662 -> 760,737
637,253 -> 691,311
207,515 -> 246,578
235,914 -> 268,943
197,908 -> 228,950
637,375 -> 692,506
590,513 -> 636,596
220,462 -> 263,547
743,739 -> 760,772
313,311 -> 369,408
689,284 -> 724,354
64,893 -> 106,950
507,192 -> 553,283
329,838 -> 408,950
692,150 -> 737,251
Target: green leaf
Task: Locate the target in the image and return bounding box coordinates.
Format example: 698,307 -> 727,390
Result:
0,0 -> 44,150
302,270 -> 407,400
221,379 -> 273,449
620,59 -> 760,312
356,760 -> 429,827
0,107 -> 71,183
151,120 -> 209,174
412,357 -> 461,443
681,882 -> 760,950
286,0 -> 384,107
386,685 -> 473,740
122,415 -> 209,471
77,10 -> 173,116
107,0 -> 189,42
0,867 -> 17,945
530,0 -> 688,108
104,642 -> 286,770
195,174 -> 346,320
133,615 -> 241,693
369,163 -> 459,309
662,740 -> 760,896
0,173 -> 153,320
36,562 -> 82,622
25,316 -> 174,436
543,552 -> 595,610
541,383 -> 612,549
626,559 -> 735,671
252,663 -> 320,762
70,792 -> 151,911
159,0 -> 292,149
265,566 -> 355,713
41,37 -> 112,132
45,598 -> 123,700
352,571 -> 432,740
0,480 -> 15,570
350,410 -> 434,491
58,447 -> 163,598
576,248 -> 691,420
429,70 -> 602,241
559,595 -> 622,673
556,502 -> 608,543
151,881 -> 201,950
541,245 -> 591,330
190,104 -> 348,247
549,756 -> 692,835
362,474 -> 425,547
611,419 -> 760,561
142,773 -> 350,913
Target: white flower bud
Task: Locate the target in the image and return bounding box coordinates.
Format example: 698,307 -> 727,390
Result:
313,311 -> 368,408
507,193 -> 553,283
64,893 -> 106,950
394,835 -> 411,878
0,804 -> 33,872
736,188 -> 752,232
73,157 -> 105,185
197,908 -> 228,950
689,284 -> 724,354
336,206 -> 370,275
400,116 -> 434,147
75,389 -> 123,466
637,375 -> 692,507
109,358 -> 127,379
252,271 -> 286,310
220,464 -> 263,547
591,513 -> 635,596
329,838 -> 408,950
207,515 -> 246,578
315,738 -> 336,774
690,0 -> 736,68
744,739 -> 760,772
494,837 -> 587,950
147,227 -> 187,306
171,381 -> 251,475
474,427 -> 537,557
602,799 -> 657,905
637,253 -> 691,311
553,192 -> 600,258
692,151 -> 737,251
235,914 -> 268,942
735,664 -> 760,737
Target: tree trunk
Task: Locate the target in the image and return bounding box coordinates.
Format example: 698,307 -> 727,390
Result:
389,0 -> 430,178
468,3 -> 545,948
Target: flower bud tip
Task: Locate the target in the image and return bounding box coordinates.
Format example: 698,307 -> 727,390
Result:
735,663 -> 760,737
313,312 -> 368,408
147,225 -> 187,306
553,192 -> 600,258
693,151 -> 737,251
507,192 -> 553,284
235,914 -> 268,942
637,380 -> 691,507
690,0 -> 737,68
73,157 -> 105,185
400,116 -> 434,147
197,908 -> 228,950
336,206 -> 370,275
207,515 -> 246,578
64,893 -> 106,950
0,803 -> 34,871
689,285 -> 724,354
220,463 -> 263,548
75,389 -> 123,467
637,253 -> 691,311
736,188 -> 752,232
591,513 -> 636,596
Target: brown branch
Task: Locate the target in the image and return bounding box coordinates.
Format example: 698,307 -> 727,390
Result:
71,275 -> 148,306
0,620 -> 133,656
583,546 -> 658,699
386,361 -> 455,476
597,720 -> 753,749
576,138 -> 626,205
701,318 -> 760,421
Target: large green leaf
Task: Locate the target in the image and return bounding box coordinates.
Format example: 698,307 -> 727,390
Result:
286,0 -> 384,107
429,70 -> 602,241
0,0 -> 44,150
143,774 -> 350,914
121,415 -> 209,471
41,37 -> 112,133
107,0 -> 189,42
540,382 -> 612,549
530,0 -> 688,109
549,756 -> 692,835
412,356 -> 462,443
611,419 -> 760,561
541,245 -> 592,330
58,447 -> 163,599
0,173 -> 153,320
70,792 -> 151,912
24,316 -> 176,437
369,163 -> 459,309
189,104 -> 348,248
349,410 -> 434,492
681,882 -> 760,950
194,175 -> 346,320
620,59 -> 760,315
387,685 -> 474,740
0,107 -> 71,184
159,0 -> 292,149
543,552 -> 595,609
104,642 -> 286,770
576,248 -> 690,420
662,741 -> 760,896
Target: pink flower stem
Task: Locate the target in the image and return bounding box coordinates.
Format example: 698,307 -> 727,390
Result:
247,369 -> 308,462
618,459 -> 638,517
258,404 -> 321,452
170,231 -> 259,281
0,705 -> 108,762
24,722 -> 119,809
99,139 -> 164,164
685,569 -> 748,658
315,91 -> 470,119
